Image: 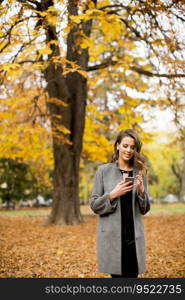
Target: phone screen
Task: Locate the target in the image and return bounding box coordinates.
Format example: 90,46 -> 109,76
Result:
125,177 -> 134,183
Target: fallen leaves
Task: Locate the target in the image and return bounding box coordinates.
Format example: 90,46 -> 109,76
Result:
0,214 -> 184,278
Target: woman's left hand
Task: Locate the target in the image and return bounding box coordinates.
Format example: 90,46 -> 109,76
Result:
136,174 -> 145,196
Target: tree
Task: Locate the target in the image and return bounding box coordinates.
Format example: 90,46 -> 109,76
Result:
145,130 -> 185,201
0,158 -> 37,206
0,0 -> 185,224
170,131 -> 185,202
0,73 -> 54,192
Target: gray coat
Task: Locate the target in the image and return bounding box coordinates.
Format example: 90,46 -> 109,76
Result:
89,162 -> 150,275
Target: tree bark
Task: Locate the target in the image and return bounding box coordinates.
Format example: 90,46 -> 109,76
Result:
171,148 -> 185,202
179,150 -> 185,202
42,0 -> 93,225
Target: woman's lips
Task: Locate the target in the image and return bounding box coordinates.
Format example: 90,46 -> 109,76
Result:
123,154 -> 131,158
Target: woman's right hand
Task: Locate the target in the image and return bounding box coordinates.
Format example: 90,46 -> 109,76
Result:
109,181 -> 135,201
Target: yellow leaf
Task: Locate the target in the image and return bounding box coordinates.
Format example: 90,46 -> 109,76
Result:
38,47 -> 52,56
57,250 -> 64,255
77,69 -> 88,78
47,97 -> 68,107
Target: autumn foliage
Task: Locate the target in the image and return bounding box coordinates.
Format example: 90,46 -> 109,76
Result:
0,0 -> 185,225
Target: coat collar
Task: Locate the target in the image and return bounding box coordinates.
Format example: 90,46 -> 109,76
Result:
113,161 -> 139,178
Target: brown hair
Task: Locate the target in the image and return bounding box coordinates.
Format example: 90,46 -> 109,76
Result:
111,129 -> 147,174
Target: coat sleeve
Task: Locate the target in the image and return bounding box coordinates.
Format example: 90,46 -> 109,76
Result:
89,166 -> 118,215
135,175 -> 150,215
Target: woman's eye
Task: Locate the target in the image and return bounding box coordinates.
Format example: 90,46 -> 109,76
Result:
122,145 -> 135,150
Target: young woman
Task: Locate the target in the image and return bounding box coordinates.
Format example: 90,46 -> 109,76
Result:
89,129 -> 150,278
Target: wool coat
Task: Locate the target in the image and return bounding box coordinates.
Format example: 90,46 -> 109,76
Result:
89,162 -> 150,275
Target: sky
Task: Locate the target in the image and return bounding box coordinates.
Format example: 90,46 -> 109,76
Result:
142,108 -> 176,132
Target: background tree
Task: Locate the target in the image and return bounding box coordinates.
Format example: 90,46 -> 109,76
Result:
170,131 -> 185,202
0,158 -> 37,206
0,0 -> 185,224
145,131 -> 185,201
0,73 -> 54,193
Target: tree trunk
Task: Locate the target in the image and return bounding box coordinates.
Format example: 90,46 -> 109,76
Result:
171,148 -> 185,202
42,0 -> 93,225
179,150 -> 185,202
45,67 -> 88,225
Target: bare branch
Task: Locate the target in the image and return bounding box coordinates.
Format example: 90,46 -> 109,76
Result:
170,11 -> 185,23
27,0 -> 39,5
17,0 -> 40,8
0,16 -> 38,40
87,59 -> 185,78
87,58 -> 117,71
9,35 -> 38,63
99,4 -> 131,12
131,66 -> 185,78
0,36 -> 11,54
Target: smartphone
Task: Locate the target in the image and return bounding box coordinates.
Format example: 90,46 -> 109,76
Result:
125,177 -> 134,184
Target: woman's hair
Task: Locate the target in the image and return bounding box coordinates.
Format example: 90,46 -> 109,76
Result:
111,129 -> 147,174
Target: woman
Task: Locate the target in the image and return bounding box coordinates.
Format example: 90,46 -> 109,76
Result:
89,129 -> 150,278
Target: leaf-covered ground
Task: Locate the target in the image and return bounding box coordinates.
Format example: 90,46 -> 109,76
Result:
0,213 -> 184,278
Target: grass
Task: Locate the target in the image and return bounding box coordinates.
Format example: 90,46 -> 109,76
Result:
0,203 -> 185,217
0,207 -> 49,217
149,202 -> 185,214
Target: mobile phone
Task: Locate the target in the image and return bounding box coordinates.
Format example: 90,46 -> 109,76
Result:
125,177 -> 134,184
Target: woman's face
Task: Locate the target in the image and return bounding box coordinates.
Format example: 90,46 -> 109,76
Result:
117,136 -> 135,162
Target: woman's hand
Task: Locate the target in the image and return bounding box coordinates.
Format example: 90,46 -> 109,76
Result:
109,181 -> 135,201
136,174 -> 145,196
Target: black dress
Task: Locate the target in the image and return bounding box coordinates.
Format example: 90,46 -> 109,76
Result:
111,170 -> 138,278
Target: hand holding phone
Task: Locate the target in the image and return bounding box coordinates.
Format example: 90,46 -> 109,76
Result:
109,177 -> 135,200
124,177 -> 134,184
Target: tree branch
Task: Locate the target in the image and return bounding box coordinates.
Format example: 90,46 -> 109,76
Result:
99,4 -> 131,12
17,0 -> 40,8
171,163 -> 181,182
87,59 -> 185,78
27,0 -> 39,5
87,59 -> 117,71
170,11 -> 185,23
131,66 -> 185,78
